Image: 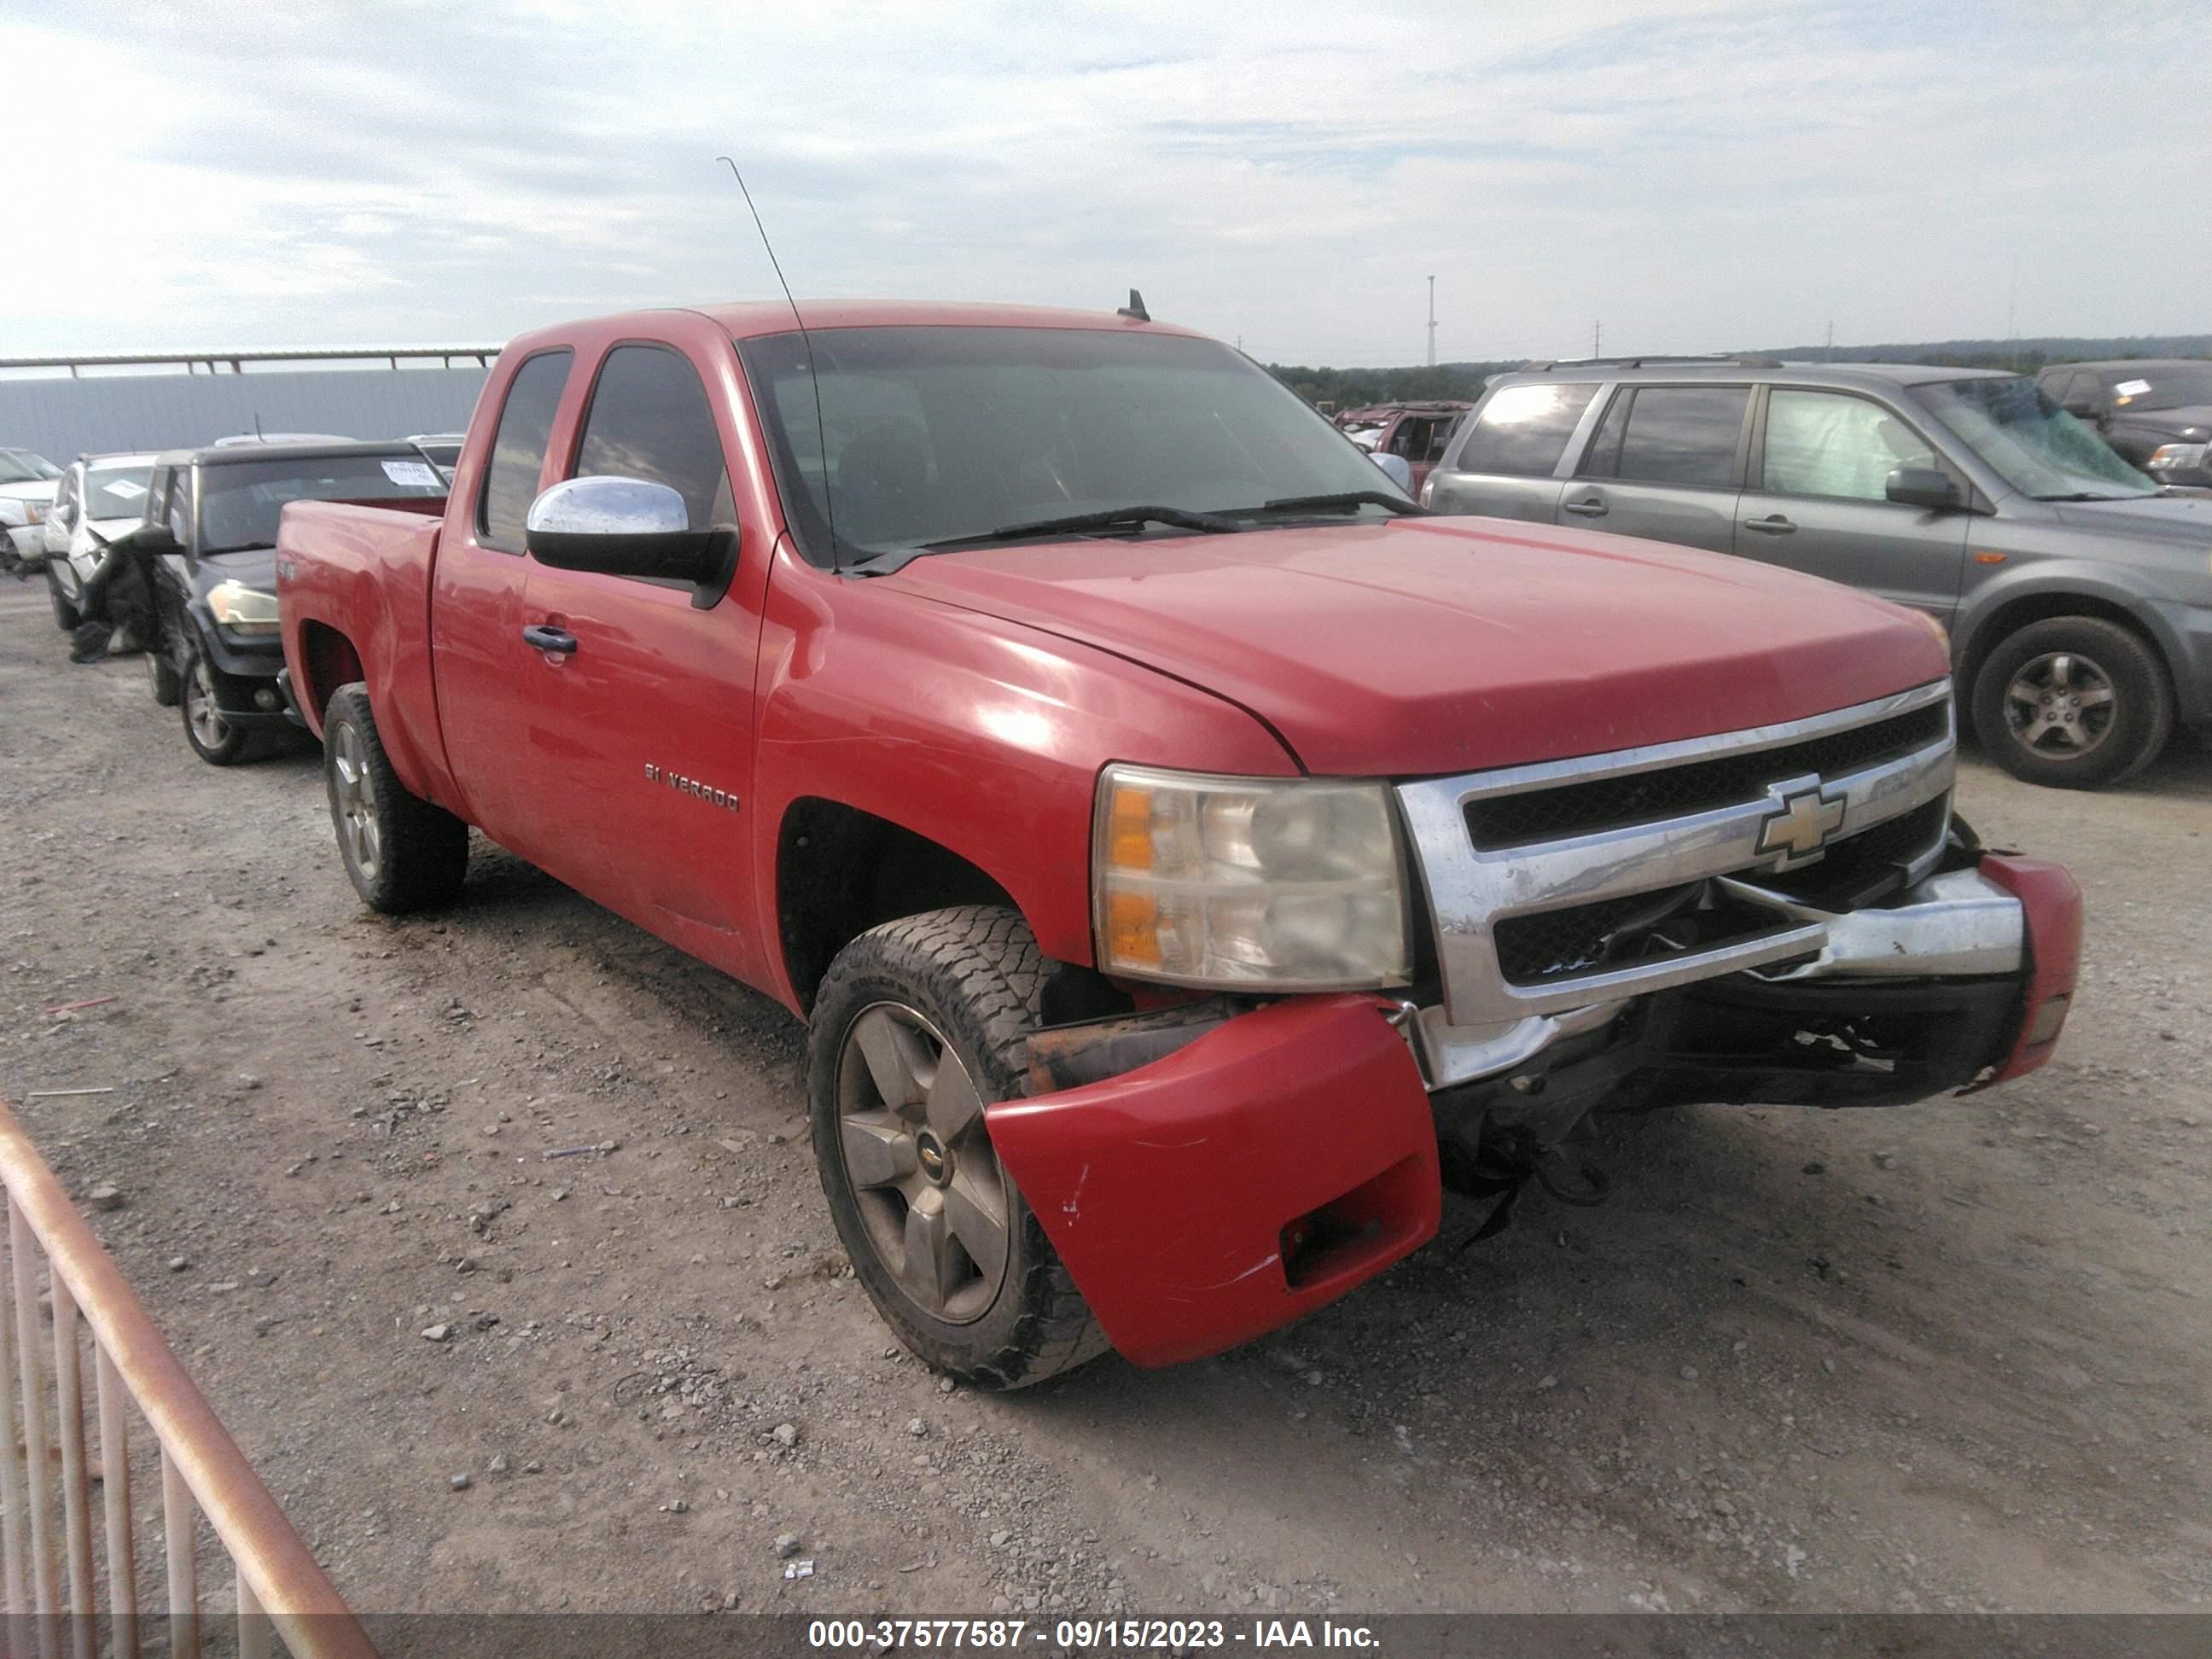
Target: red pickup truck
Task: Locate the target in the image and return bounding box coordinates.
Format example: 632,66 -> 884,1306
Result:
277,300 -> 2082,1389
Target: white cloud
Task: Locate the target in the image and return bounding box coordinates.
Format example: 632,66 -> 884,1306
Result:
4,0 -> 2204,361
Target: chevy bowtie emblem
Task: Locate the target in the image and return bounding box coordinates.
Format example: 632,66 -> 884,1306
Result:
1757,785 -> 1846,864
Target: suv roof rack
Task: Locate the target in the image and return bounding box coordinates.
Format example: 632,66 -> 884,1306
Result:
1518,352 -> 1784,371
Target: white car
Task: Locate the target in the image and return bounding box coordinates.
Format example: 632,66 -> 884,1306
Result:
42,451 -> 159,632
0,447 -> 61,570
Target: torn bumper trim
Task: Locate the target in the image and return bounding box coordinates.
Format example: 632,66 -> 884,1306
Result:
1972,853 -> 2083,1086
988,996 -> 1439,1368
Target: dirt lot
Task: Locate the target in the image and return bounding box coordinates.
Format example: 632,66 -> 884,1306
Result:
2,580 -> 2208,1619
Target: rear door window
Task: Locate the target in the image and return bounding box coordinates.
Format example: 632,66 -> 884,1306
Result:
478,349 -> 574,553
1453,383 -> 1598,477
1596,387 -> 1751,488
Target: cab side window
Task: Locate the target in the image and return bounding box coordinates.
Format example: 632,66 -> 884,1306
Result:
478,349 -> 574,554
572,344 -> 736,538
1761,390 -> 1939,503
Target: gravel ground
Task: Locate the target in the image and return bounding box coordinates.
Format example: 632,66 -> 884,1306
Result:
2,581 -> 2208,1617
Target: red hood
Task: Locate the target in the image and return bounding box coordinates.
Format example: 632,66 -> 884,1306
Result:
883,517 -> 1949,777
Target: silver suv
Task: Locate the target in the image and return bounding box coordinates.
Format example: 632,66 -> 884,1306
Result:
1425,357 -> 2212,789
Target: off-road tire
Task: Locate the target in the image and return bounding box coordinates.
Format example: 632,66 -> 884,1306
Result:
322,682 -> 469,912
147,639 -> 182,707
179,638 -> 255,765
46,563 -> 81,633
1970,615 -> 2172,789
807,905 -> 1109,1390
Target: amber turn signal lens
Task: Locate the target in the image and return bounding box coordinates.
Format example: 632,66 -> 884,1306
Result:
1108,785 -> 1155,871
1104,891 -> 1163,968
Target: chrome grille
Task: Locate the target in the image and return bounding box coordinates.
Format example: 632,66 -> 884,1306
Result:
1395,682 -> 1956,1027
1465,701 -> 1950,847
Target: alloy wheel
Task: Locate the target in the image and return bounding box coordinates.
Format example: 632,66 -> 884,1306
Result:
834,1002 -> 1011,1324
185,656 -> 230,749
330,721 -> 381,882
2003,651 -> 2116,758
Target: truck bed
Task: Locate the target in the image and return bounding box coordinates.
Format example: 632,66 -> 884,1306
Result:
276,498 -> 458,814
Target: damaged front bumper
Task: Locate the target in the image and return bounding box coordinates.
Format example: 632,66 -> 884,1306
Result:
988,851 -> 2081,1369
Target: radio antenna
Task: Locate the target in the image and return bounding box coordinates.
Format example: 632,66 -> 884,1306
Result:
717,156 -> 838,566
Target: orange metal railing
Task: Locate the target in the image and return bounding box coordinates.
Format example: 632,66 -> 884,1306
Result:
0,1094 -> 375,1658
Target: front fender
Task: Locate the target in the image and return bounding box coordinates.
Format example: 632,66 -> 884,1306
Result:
749,540 -> 1296,992
1956,563 -> 2186,672
986,996 -> 1440,1367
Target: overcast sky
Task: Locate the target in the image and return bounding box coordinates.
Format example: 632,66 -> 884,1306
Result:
10,2 -> 2204,366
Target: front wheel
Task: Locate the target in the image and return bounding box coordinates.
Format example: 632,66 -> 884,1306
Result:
46,562 -> 81,633
147,638 -> 182,707
322,683 -> 469,912
1970,616 -> 2172,789
807,906 -> 1107,1390
179,639 -> 254,765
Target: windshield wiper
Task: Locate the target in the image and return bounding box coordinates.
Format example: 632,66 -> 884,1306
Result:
1220,490 -> 1429,518
919,505 -> 1239,551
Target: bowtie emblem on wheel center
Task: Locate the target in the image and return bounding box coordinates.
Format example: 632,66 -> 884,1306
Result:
1757,783 -> 1847,867
915,1131 -> 953,1186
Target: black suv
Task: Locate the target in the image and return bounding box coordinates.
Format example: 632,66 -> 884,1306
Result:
2034,359 -> 2212,488
1425,357 -> 2212,789
136,442 -> 445,764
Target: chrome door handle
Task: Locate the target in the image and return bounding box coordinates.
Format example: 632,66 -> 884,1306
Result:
1743,515 -> 1796,535
1562,497 -> 1608,518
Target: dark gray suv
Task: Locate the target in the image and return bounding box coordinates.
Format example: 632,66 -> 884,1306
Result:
1425,358 -> 2212,789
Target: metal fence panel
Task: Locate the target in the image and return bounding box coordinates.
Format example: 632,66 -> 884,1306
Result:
0,368 -> 492,463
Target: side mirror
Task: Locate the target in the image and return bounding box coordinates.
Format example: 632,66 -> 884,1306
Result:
2061,396 -> 2103,421
125,521 -> 181,555
525,477 -> 727,586
1886,467 -> 1962,512
1370,452 -> 1415,492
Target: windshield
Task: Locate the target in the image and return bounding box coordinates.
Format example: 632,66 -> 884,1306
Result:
0,451 -> 60,485
2114,364 -> 2212,413
735,326 -> 1404,566
1911,377 -> 2157,500
197,453 -> 446,552
84,464 -> 153,521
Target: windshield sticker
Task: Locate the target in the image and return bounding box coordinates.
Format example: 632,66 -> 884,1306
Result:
2115,379 -> 2151,398
381,458 -> 440,487
102,480 -> 148,499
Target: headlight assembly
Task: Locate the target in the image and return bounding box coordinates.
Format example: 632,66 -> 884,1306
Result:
1092,765 -> 1412,991
207,579 -> 282,636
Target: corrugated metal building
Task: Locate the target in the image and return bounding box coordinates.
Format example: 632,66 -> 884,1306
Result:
0,362 -> 493,463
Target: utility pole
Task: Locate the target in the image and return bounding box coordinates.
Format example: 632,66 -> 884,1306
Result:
1825,319 -> 1834,359
1425,276 -> 1437,368
1592,320 -> 1602,358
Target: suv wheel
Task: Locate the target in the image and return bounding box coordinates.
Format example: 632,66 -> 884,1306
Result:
1970,615 -> 2172,789
45,562 -> 81,633
807,905 -> 1108,1390
179,639 -> 255,765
